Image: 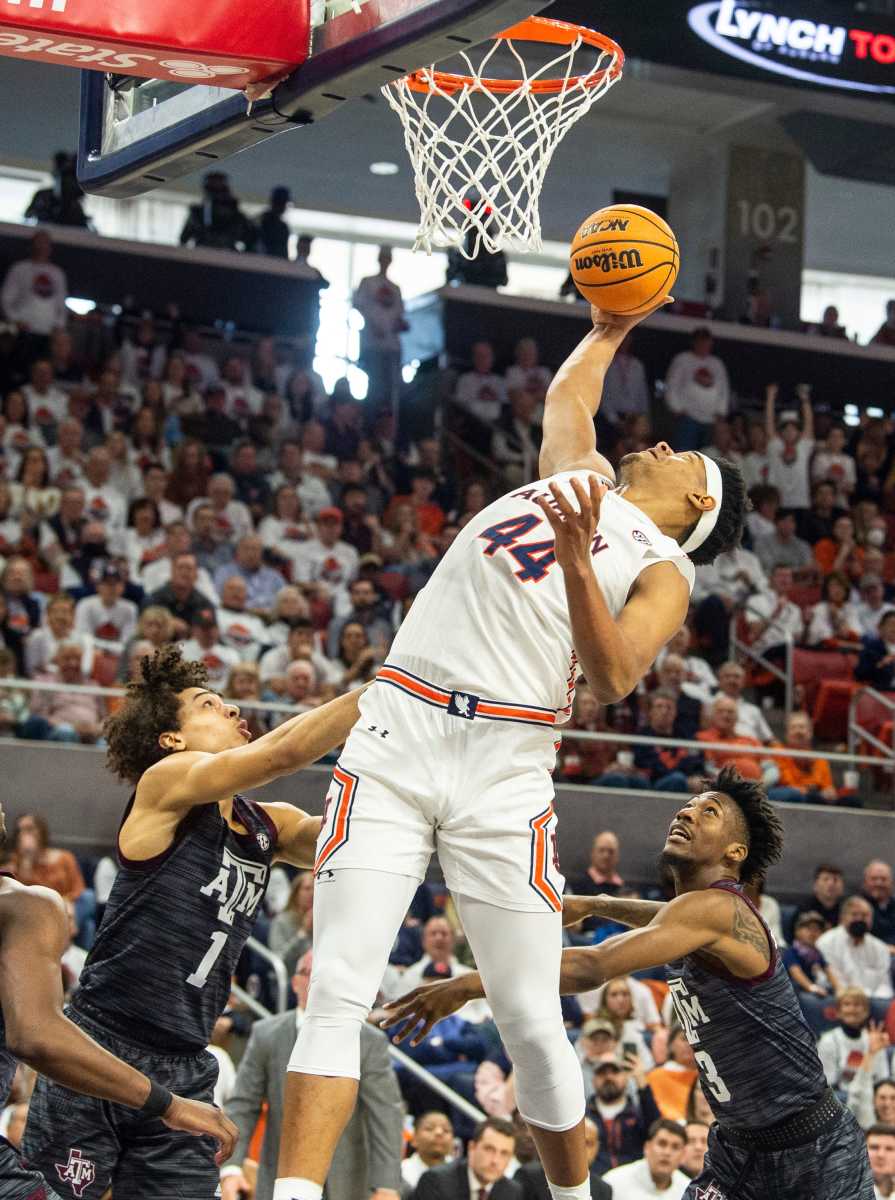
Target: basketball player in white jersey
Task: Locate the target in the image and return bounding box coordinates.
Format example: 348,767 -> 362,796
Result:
272,301 -> 747,1200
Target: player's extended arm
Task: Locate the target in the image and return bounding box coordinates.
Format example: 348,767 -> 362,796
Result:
0,888 -> 237,1159
152,689 -> 364,811
384,893 -> 726,1044
264,801 -> 323,869
539,300 -> 668,478
562,894 -> 666,929
537,478 -> 690,702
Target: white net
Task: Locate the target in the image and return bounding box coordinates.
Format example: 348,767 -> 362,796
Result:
382,25 -> 622,257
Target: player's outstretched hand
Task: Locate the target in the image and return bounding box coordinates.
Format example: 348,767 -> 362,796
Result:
380,977 -> 474,1046
589,295 -> 673,340
537,476 -> 605,572
162,1095 -> 238,1165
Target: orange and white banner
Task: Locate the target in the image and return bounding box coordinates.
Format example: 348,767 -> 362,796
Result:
0,0 -> 309,86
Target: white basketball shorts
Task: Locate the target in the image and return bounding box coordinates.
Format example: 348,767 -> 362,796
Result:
314,665 -> 565,912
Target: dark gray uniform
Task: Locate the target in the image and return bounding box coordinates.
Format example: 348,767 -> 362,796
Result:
669,881 -> 874,1200
23,795 -> 277,1200
0,1007 -> 61,1200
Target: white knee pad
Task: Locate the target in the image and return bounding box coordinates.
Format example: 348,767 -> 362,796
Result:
499,1012 -> 585,1132
287,954 -> 369,1079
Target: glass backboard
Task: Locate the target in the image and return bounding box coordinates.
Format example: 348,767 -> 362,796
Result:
78,0 -> 546,198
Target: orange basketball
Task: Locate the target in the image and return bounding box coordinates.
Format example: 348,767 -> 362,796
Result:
569,204 -> 679,315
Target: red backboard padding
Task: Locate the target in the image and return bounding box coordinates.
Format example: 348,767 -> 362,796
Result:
0,0 -> 309,86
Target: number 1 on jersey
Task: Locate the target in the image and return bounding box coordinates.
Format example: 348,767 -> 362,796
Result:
478,516 -> 556,583
187,929 -> 228,989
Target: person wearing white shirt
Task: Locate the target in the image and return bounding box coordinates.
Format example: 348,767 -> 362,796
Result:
765,383 -> 815,510
46,418 -> 86,489
663,327 -> 729,450
353,246 -> 406,412
812,426 -> 856,508
73,567 -> 137,655
855,575 -> 889,638
807,578 -> 863,647
654,628 -> 716,700
81,448 -> 126,529
602,1121 -> 689,1199
290,508 -> 359,600
139,523 -> 218,604
186,475 -> 252,549
139,464 -> 184,527
23,360 -> 68,431
713,661 -> 773,744
867,1125 -> 895,1200
744,565 -> 805,657
220,355 -> 263,421
216,576 -> 268,661
401,1111 -> 455,1192
179,610 -> 241,690
817,989 -> 892,1097
258,623 -> 340,690
817,898 -> 894,1001
600,333 -> 649,426
268,441 -> 332,517
740,422 -> 771,491
692,545 -> 767,610
1,231 -> 67,336
456,341 -> 508,425
504,337 -> 552,401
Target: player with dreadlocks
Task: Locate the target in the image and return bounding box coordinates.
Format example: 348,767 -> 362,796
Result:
385,768 -> 875,1200
23,645 -> 364,1200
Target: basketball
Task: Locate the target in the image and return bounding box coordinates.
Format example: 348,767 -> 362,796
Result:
568,204 -> 679,315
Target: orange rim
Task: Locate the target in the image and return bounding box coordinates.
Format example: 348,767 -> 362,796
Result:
397,15 -> 624,96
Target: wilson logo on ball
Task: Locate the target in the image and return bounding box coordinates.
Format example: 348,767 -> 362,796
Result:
574,249 -> 643,274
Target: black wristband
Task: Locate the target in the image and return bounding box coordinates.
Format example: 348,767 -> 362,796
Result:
139,1079 -> 173,1120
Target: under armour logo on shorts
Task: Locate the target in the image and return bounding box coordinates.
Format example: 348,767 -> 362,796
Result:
448,690 -> 479,719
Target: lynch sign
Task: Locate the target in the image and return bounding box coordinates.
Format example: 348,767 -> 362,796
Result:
688,1 -> 895,95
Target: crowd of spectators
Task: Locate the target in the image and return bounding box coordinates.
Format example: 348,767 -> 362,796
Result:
3,211 -> 895,1197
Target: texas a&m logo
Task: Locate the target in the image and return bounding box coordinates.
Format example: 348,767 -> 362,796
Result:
199,847 -> 268,927
55,1148 -> 96,1198
667,976 -> 710,1045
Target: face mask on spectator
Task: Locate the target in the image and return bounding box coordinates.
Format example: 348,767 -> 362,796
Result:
847,919 -> 869,939
867,529 -> 886,547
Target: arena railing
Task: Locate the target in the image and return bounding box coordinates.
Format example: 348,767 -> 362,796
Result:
729,615 -> 795,717
232,954 -> 487,1123
4,675 -> 891,784
245,935 -> 289,1015
847,686 -> 895,798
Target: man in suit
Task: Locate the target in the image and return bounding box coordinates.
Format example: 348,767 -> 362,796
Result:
516,1118 -> 611,1200
220,949 -> 403,1200
414,1118 -> 522,1200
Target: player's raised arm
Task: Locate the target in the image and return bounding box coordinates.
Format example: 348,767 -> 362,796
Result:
539,299 -> 669,479
383,892 -> 731,1044
563,894 -> 666,929
0,886 -> 237,1160
537,477 -> 689,701
147,689 -> 364,812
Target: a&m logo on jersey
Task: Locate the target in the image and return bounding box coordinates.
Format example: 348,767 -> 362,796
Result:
667,977 -> 710,1045
199,847 -> 268,926
256,831 -> 271,852
693,1185 -> 727,1200
55,1148 -> 96,1198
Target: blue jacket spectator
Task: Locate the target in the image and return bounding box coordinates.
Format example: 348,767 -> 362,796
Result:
855,613 -> 895,690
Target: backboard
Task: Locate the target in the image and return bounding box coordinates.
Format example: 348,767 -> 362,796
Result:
78,0 -> 547,198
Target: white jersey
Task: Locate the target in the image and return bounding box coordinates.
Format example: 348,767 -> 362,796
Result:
389,471 -> 694,720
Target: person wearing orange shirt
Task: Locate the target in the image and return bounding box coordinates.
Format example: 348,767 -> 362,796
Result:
696,695 -> 766,782
384,469 -> 445,536
645,1028 -> 699,1122
2,810 -> 97,947
773,712 -> 838,804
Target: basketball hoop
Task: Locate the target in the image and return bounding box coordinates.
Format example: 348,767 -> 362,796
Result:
382,16 -> 624,258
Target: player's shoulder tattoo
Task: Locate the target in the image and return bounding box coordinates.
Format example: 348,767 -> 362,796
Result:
731,900 -> 770,959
